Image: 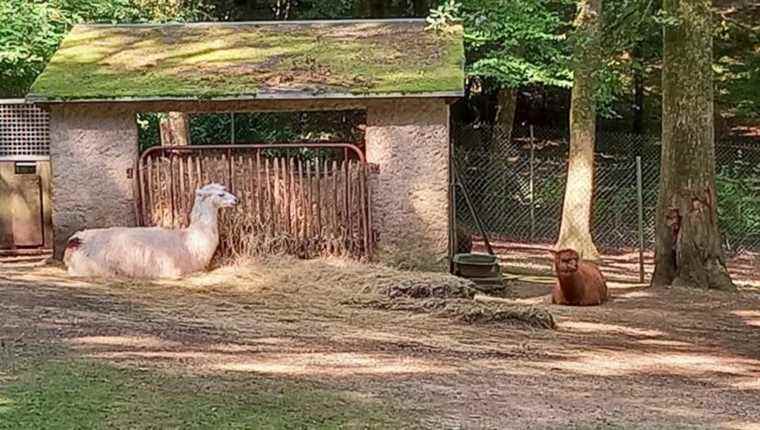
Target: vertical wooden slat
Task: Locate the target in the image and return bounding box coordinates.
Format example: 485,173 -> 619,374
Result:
247,154 -> 254,215
255,150 -> 262,229
343,159 -> 352,251
184,155 -> 192,224
360,161 -> 370,256
267,157 -> 275,236
198,152 -> 206,186
158,154 -> 166,226
144,156 -> 153,226
275,157 -> 282,236
306,159 -> 313,240
155,154 -> 163,226
297,157 -> 304,244
332,159 -> 339,248
178,153 -> 186,226
288,156 -> 295,240
169,154 -> 176,228
189,153 -> 196,194
315,157 -> 322,237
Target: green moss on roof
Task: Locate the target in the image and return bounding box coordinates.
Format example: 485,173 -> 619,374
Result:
28,20 -> 464,102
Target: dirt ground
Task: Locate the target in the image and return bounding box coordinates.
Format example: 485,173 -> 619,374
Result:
477,240 -> 760,287
1,258 -> 759,429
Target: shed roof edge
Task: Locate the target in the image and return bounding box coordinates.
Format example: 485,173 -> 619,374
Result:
26,91 -> 464,104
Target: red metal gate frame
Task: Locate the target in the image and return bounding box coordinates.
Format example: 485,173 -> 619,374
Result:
134,142 -> 373,257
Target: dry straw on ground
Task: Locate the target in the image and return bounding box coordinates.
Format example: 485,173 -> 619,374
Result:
218,256 -> 557,330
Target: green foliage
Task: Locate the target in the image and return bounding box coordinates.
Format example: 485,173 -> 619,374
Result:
716,162 -> 760,243
426,0 -> 461,32
288,0 -> 358,19
457,0 -> 573,89
602,0 -> 660,54
714,6 -> 760,121
0,0 -> 205,97
136,112 -> 162,151
138,111 -> 365,152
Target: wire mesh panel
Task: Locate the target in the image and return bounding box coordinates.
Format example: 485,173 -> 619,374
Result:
453,123 -> 760,255
0,101 -> 50,160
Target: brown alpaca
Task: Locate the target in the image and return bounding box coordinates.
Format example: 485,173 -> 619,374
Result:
550,249 -> 608,306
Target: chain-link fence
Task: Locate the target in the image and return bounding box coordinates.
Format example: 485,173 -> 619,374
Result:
454,123 -> 760,257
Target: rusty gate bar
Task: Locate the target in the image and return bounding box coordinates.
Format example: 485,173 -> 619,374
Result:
135,143 -> 372,258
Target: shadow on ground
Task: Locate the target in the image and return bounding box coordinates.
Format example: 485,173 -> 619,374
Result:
1,259 -> 759,429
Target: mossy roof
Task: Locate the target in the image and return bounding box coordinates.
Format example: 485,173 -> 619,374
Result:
27,19 -> 464,103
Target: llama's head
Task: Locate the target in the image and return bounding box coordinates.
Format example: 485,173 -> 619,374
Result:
552,248 -> 579,275
195,183 -> 239,209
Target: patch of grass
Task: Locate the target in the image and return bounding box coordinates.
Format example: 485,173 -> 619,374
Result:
29,21 -> 464,101
0,360 -> 404,430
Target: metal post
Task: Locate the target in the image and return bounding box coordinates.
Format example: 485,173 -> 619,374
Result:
529,125 -> 536,242
636,156 -> 645,283
454,165 -> 495,256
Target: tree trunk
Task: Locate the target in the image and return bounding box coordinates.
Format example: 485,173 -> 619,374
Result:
556,0 -> 601,260
493,88 -> 517,144
357,0 -> 386,18
651,0 -> 734,290
159,112 -> 190,146
412,0 -> 431,16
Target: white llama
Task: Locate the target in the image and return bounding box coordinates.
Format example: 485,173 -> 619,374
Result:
63,183 -> 238,279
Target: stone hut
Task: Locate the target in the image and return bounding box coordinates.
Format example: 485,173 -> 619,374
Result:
27,19 -> 464,267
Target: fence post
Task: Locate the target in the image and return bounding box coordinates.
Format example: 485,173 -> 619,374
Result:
636,156 -> 645,283
529,125 -> 536,242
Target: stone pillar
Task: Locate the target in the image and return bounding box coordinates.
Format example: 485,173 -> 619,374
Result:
49,105 -> 138,258
365,99 -> 450,270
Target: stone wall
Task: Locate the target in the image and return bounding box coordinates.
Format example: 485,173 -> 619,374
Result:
365,99 -> 451,269
49,106 -> 138,258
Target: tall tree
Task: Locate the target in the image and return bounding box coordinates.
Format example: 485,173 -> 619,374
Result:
556,0 -> 602,259
0,0 -> 204,97
456,0 -> 572,136
412,0 -> 433,16
160,112 -> 191,146
651,0 -> 734,290
355,0 -> 387,17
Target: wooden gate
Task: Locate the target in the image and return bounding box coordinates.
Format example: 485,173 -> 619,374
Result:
135,143 -> 372,259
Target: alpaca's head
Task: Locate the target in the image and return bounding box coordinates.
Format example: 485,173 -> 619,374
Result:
552,249 -> 579,276
195,183 -> 239,209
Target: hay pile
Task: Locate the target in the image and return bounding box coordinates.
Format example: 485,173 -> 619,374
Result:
366,275 -> 477,300
354,297 -> 555,330
212,256 -> 555,330
341,262 -> 555,330
436,300 -> 556,329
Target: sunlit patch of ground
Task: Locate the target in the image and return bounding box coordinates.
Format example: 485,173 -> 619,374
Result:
2,257 -> 760,428
734,310 -> 760,327
477,240 -> 760,288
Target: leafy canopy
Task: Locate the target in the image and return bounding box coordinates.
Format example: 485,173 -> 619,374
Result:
428,0 -> 573,89
0,0 -> 205,97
